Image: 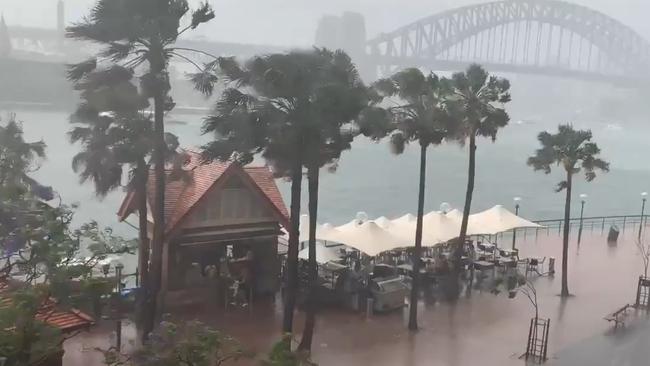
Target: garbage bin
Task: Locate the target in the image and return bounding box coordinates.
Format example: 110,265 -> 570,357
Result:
608,225 -> 620,242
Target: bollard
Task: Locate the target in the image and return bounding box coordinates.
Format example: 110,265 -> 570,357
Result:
548,257 -> 555,276
366,298 -> 374,318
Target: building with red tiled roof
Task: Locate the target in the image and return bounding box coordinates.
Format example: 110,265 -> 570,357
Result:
117,150 -> 289,306
0,278 -> 94,333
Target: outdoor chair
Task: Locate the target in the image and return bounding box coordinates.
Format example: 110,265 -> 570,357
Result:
477,243 -> 494,253
526,257 -> 546,275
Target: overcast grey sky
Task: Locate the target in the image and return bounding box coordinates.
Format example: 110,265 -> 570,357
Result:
2,0 -> 650,46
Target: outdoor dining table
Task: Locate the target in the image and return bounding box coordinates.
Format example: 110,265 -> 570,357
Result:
396,264 -> 427,275
499,249 -> 519,258
473,260 -> 495,270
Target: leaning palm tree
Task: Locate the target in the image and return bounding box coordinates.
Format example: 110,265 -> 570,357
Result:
297,50 -> 371,350
198,50 -> 328,338
69,64 -> 151,295
451,64 -> 511,262
67,0 -> 215,337
196,49 -> 373,351
70,65 -> 186,323
373,68 -> 454,330
528,124 -> 609,297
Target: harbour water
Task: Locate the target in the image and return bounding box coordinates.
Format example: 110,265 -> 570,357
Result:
8,108 -> 650,240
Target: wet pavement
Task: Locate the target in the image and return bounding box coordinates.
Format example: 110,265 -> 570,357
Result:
65,227 -> 650,365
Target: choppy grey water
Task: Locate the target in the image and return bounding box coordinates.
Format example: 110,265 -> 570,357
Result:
7,108 -> 650,240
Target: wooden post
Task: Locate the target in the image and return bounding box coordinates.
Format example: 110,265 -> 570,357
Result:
115,320 -> 122,351
636,276 -> 643,308
542,318 -> 550,360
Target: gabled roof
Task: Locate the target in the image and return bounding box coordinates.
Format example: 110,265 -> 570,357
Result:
0,279 -> 95,333
117,150 -> 289,233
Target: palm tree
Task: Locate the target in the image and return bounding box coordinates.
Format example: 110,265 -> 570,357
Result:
67,0 -> 214,337
451,64 -> 511,263
528,124 -> 609,297
69,64 -> 151,297
198,51 -> 321,338
373,68 -> 454,330
297,50 -> 370,351
196,49 -> 372,350
69,65 -> 185,324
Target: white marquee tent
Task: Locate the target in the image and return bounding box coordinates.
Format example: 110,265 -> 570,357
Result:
298,242 -> 342,264
421,211 -> 462,243
373,216 -> 392,229
292,206 -> 541,257
467,205 -> 542,235
328,221 -> 409,256
445,209 -> 464,222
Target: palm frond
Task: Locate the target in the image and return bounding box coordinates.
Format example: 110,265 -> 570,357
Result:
188,69 -> 219,96
66,59 -> 97,82
190,2 -> 215,29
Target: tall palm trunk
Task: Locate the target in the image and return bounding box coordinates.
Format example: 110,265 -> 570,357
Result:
457,133 -> 477,261
299,166 -> 319,351
135,161 -> 150,329
136,160 -> 149,289
144,50 -> 166,340
561,171 -> 572,297
409,144 -> 427,331
283,157 -> 303,334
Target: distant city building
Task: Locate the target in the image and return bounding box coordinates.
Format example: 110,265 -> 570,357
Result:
315,12 -> 366,58
0,15 -> 11,57
57,0 -> 65,48
315,12 -> 373,80
57,0 -> 65,35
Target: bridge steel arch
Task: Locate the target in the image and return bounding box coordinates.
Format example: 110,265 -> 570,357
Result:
367,0 -> 650,84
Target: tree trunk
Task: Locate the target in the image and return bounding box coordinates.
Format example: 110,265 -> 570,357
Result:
135,160 -> 150,328
283,158 -> 303,334
561,171 -> 572,297
143,52 -> 167,340
136,160 -> 150,289
457,133 -> 477,261
17,317 -> 35,365
299,166 -> 319,351
408,144 -> 427,331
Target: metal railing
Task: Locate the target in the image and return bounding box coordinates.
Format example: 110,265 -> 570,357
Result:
513,214 -> 649,240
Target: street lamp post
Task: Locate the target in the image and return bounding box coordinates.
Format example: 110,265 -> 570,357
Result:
512,197 -> 521,250
577,194 -> 587,245
639,192 -> 648,242
114,261 -> 124,351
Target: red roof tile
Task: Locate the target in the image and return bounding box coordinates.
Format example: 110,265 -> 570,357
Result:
117,149 -> 289,233
0,279 -> 94,333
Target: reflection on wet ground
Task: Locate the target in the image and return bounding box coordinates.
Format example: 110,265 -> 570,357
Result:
66,228 -> 650,365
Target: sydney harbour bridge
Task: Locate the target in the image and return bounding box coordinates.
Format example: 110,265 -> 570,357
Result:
6,0 -> 650,86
